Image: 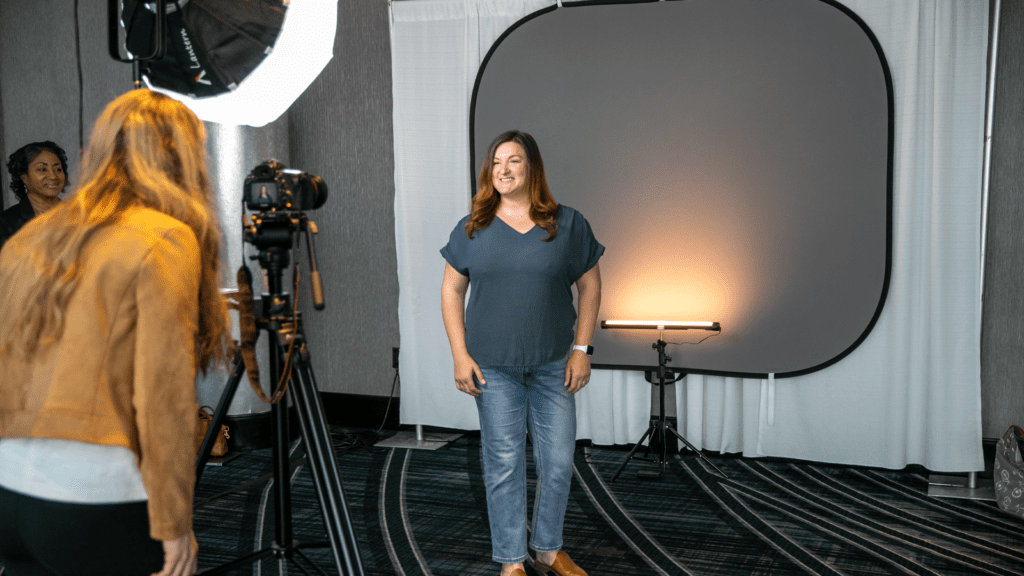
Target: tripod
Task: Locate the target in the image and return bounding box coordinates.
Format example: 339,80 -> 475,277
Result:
194,241 -> 364,575
609,338 -> 728,481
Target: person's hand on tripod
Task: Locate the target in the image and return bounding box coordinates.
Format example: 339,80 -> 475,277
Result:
153,531 -> 198,576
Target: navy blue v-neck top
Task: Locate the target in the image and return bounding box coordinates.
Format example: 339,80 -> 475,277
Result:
441,204 -> 604,367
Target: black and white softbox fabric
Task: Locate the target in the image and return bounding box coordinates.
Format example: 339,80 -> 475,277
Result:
125,0 -> 284,97
123,0 -> 337,126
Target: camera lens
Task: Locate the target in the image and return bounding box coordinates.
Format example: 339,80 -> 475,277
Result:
301,175 -> 328,210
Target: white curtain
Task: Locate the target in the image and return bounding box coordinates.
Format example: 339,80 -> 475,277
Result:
391,0 -> 558,431
391,0 -> 989,472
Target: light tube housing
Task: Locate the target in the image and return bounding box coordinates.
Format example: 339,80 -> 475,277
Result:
601,320 -> 721,331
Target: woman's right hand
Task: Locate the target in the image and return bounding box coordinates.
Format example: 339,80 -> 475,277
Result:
153,532 -> 197,576
441,263 -> 482,396
454,353 -> 485,397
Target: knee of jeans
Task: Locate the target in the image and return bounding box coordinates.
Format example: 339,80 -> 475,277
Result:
482,426 -> 527,455
487,463 -> 520,488
537,448 -> 574,478
485,451 -> 525,487
483,439 -> 523,467
490,443 -> 521,464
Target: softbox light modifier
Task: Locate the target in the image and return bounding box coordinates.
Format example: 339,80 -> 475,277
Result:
119,0 -> 337,127
125,0 -> 284,98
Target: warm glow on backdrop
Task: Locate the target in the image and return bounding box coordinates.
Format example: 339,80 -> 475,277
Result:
472,0 -> 892,375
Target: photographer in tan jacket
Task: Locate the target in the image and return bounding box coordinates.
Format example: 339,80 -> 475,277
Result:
0,90 -> 231,576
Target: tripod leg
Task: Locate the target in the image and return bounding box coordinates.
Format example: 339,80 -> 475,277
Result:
196,547 -> 277,576
195,351 -> 247,484
292,548 -> 331,576
610,425 -> 655,482
288,360 -> 365,576
271,398 -> 294,549
666,426 -> 728,478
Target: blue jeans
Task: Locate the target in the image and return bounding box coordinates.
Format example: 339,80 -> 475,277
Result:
475,355 -> 577,563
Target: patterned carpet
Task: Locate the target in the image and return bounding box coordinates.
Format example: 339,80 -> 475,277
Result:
193,428 -> 1024,576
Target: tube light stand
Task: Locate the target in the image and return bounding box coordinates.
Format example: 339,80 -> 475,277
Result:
601,319 -> 727,481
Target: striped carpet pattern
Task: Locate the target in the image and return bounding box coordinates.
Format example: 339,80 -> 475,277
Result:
193,429 -> 1024,576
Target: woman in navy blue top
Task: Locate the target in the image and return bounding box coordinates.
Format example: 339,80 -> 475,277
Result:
441,131 -> 603,576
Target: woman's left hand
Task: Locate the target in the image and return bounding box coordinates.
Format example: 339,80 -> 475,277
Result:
153,532 -> 197,576
564,350 -> 591,394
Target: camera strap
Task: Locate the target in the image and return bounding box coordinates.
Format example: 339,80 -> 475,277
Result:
236,264 -> 286,404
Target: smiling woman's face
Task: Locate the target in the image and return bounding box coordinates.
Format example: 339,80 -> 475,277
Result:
21,150 -> 65,202
491,141 -> 527,198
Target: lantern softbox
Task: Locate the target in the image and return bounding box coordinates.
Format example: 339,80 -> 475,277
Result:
124,0 -> 285,98
115,0 -> 337,126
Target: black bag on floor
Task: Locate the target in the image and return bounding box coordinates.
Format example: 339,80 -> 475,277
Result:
993,425 -> 1024,518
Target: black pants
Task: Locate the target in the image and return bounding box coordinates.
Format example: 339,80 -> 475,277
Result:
0,485 -> 164,576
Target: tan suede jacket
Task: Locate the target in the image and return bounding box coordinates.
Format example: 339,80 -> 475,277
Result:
0,207 -> 201,541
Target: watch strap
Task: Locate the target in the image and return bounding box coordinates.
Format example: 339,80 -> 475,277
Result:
573,344 -> 594,355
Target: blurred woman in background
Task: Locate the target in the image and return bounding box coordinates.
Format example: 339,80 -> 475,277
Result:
1,140 -> 69,249
0,90 -> 231,576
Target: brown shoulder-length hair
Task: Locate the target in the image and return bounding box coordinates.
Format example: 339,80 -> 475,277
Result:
466,130 -> 559,241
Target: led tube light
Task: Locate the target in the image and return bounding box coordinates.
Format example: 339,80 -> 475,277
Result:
601,320 -> 721,330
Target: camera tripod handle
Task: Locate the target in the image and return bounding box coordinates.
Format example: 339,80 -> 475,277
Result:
305,218 -> 326,310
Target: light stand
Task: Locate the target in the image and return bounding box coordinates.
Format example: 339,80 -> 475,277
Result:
601,321 -> 728,481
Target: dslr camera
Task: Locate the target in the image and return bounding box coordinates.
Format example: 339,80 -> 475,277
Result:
244,160 -> 328,212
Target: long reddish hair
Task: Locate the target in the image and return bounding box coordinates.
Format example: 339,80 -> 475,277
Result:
466,130 -> 559,241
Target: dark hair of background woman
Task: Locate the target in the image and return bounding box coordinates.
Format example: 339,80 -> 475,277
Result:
466,130 -> 559,241
6,141 -> 70,200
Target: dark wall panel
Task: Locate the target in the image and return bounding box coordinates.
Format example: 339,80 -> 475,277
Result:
981,0 -> 1024,439
287,0 -> 400,397
0,0 -> 133,207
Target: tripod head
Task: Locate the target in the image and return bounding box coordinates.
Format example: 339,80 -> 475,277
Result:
242,159 -> 328,307
244,209 -> 325,310
234,191 -> 326,406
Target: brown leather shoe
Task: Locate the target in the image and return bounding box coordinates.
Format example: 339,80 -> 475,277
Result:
508,570 -> 527,576
534,551 -> 587,576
